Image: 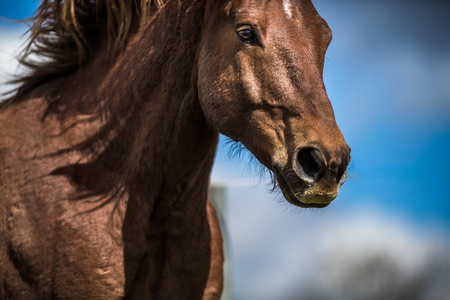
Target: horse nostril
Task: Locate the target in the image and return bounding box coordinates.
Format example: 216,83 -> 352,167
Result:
337,153 -> 351,183
297,147 -> 326,181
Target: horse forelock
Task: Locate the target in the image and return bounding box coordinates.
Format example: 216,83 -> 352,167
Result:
6,0 -> 164,104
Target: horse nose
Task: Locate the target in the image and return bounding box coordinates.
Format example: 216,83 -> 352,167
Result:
296,146 -> 351,184
329,152 -> 350,184
296,147 -> 326,181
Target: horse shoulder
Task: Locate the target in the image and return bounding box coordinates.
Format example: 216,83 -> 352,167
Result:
0,98 -> 128,298
0,99 -> 53,297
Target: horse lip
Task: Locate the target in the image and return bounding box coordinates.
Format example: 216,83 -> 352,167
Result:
272,166 -> 330,208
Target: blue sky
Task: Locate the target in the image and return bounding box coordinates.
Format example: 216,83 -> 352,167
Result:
0,0 -> 37,22
1,1 -> 450,299
314,0 -> 450,225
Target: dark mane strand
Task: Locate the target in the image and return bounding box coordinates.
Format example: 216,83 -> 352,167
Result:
5,0 -> 162,104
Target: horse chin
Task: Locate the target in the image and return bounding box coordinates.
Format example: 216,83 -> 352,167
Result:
273,167 -> 338,208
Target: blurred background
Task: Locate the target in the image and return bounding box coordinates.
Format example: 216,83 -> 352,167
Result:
1,1 -> 450,299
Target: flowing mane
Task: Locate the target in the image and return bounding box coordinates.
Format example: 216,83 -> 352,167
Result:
9,0 -> 162,103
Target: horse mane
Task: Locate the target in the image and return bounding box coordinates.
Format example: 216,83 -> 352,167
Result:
6,0 -> 163,103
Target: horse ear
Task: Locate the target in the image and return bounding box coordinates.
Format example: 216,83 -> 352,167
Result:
221,1 -> 233,18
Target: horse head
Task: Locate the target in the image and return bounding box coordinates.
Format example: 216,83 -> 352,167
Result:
198,0 -> 351,208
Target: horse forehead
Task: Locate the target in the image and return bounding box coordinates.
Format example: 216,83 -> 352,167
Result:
280,0 -> 321,22
231,0 -> 314,9
230,0 -> 318,24
283,0 -> 293,19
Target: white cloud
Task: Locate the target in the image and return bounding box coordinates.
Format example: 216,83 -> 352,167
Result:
215,188 -> 450,300
308,212 -> 450,300
0,28 -> 27,99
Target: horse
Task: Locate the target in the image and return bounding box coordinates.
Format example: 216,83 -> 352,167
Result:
0,0 -> 350,298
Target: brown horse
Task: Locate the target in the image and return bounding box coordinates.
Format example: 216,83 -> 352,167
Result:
0,0 -> 350,298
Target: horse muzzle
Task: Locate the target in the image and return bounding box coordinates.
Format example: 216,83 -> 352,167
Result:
272,145 -> 350,208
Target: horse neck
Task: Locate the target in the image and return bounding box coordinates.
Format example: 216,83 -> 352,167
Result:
46,0 -> 217,205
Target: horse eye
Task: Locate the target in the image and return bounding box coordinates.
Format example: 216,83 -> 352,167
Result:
237,28 -> 256,43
